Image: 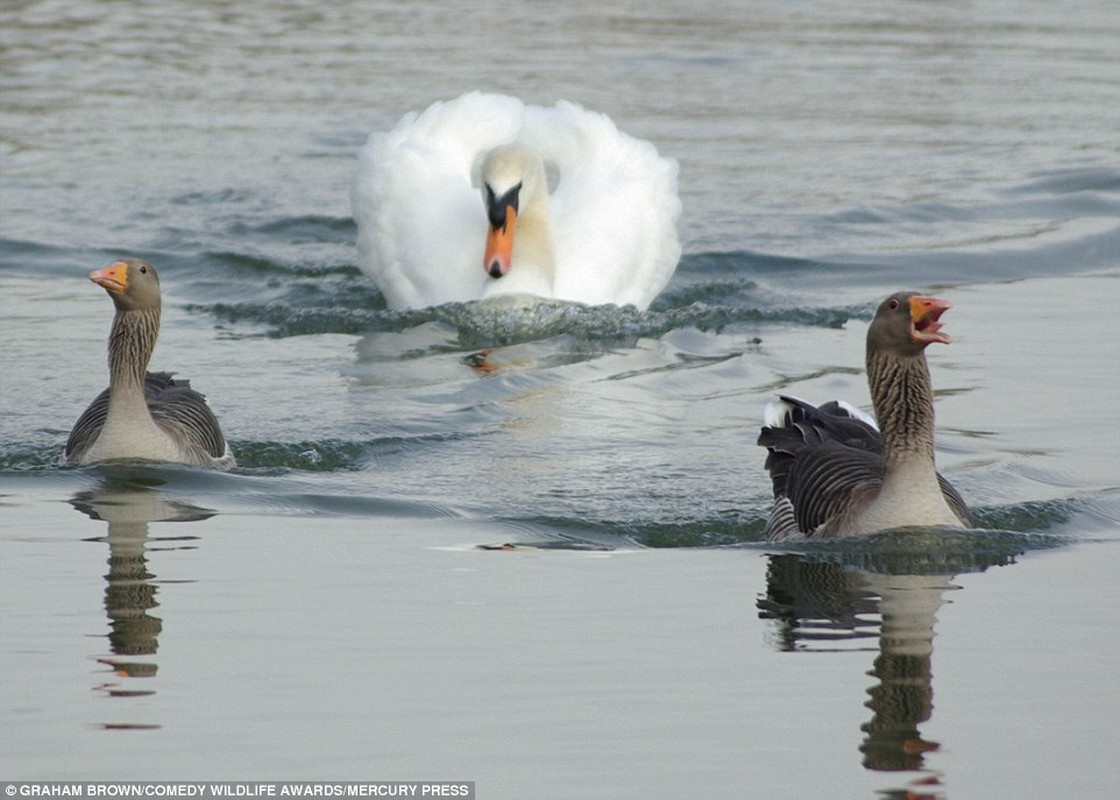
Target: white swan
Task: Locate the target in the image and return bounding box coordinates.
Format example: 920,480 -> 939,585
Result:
351,92 -> 681,310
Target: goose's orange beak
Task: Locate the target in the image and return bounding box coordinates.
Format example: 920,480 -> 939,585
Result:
909,295 -> 952,345
89,261 -> 130,293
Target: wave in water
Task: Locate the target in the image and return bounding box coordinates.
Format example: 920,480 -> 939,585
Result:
178,247 -> 865,343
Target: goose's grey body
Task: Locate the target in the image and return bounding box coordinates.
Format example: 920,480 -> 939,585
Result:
63,259 -> 234,469
758,292 -> 971,540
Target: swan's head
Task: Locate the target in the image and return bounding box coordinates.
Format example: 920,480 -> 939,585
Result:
480,146 -> 549,279
90,259 -> 162,313
869,291 -> 952,357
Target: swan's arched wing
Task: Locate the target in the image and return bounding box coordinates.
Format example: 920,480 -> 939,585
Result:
525,101 -> 681,309
352,93 -> 526,308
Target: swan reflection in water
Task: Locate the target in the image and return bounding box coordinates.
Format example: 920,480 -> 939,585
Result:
70,470 -> 214,730
756,532 -> 1022,799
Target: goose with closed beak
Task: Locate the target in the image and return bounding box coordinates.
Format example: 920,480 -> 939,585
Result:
64,259 -> 235,469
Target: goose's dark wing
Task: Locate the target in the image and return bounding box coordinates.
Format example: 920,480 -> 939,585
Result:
64,387 -> 111,462
758,395 -> 969,537
758,395 -> 880,495
145,372 -> 231,461
758,396 -> 884,538
782,443 -> 884,536
65,372 -> 231,465
937,474 -> 973,527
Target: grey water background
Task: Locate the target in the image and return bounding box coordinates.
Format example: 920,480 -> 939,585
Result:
2,0 -> 1118,797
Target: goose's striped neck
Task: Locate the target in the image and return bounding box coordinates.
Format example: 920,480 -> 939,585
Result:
108,306 -> 160,393
866,348 -> 937,471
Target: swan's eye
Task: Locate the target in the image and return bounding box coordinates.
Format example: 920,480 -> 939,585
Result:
889,298 -> 899,309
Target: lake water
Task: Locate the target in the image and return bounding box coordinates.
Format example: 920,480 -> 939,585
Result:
2,1 -> 1118,797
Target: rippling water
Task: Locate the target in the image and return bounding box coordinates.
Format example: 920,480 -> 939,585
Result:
2,1 -> 1119,797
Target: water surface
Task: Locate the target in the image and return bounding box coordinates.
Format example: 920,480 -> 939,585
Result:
2,1 -> 1119,798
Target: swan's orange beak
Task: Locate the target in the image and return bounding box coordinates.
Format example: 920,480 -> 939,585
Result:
90,261 -> 130,293
909,295 -> 952,345
484,205 -> 516,279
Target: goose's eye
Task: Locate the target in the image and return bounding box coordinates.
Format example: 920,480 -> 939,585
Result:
139,264 -> 148,274
889,298 -> 899,309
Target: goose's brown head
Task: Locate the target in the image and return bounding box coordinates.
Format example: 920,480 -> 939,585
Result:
868,291 -> 952,357
90,259 -> 161,313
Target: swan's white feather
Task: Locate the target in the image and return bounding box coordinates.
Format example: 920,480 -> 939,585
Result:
351,92 -> 681,310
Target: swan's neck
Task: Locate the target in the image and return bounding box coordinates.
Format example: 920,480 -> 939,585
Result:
518,191 -> 555,271
107,307 -> 159,412
867,348 -> 939,483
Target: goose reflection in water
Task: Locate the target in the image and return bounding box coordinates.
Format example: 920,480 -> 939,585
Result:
71,471 -> 214,730
756,533 -> 1023,799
